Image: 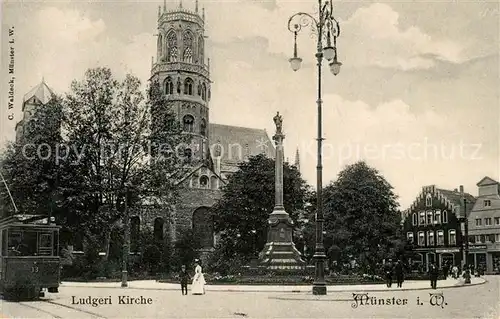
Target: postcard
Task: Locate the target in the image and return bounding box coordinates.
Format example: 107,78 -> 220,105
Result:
0,0 -> 499,318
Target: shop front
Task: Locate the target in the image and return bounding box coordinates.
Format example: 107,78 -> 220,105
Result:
491,252 -> 500,274
469,244 -> 487,271
434,248 -> 460,269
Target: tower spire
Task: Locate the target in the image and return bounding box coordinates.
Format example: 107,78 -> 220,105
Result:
163,0 -> 166,12
202,7 -> 205,20
294,147 -> 300,172
195,0 -> 199,12
179,0 -> 182,9
158,5 -> 161,18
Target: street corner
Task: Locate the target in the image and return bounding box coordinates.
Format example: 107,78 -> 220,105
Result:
454,277 -> 487,287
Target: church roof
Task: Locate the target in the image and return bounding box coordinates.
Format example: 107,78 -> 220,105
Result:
22,79 -> 54,110
208,123 -> 275,163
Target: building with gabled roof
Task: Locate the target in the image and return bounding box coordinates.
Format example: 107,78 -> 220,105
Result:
467,176 -> 500,274
15,79 -> 55,142
402,185 -> 476,271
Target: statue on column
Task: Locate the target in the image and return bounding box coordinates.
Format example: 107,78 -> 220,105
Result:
273,112 -> 283,135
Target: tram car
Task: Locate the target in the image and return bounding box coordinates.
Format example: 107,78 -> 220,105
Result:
0,214 -> 61,300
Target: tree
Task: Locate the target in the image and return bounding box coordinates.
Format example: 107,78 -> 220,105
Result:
61,68 -> 191,251
317,161 -> 402,273
0,96 -> 64,219
210,153 -> 311,267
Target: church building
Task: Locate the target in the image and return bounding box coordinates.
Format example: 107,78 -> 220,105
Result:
14,1 -> 276,257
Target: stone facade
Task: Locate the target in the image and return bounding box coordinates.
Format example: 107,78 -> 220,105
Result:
144,2 -> 275,253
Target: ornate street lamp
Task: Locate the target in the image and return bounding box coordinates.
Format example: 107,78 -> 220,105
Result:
287,0 -> 341,295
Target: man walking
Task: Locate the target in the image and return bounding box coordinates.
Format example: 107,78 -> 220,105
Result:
180,265 -> 190,295
429,262 -> 439,289
394,259 -> 405,288
384,259 -> 394,288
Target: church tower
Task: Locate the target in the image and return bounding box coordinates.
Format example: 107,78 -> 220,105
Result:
151,0 -> 211,163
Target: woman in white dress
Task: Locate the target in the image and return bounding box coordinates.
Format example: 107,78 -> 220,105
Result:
191,259 -> 206,295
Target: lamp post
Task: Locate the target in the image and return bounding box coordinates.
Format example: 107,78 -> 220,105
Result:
463,198 -> 469,266
121,186 -> 130,288
287,0 -> 341,296
251,229 -> 257,256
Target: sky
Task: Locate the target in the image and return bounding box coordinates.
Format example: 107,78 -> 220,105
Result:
0,0 -> 499,209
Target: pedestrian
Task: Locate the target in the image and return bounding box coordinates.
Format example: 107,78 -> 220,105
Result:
180,265 -> 190,295
463,265 -> 471,283
384,259 -> 394,288
429,262 -> 439,289
191,259 -> 206,295
394,259 -> 404,288
451,265 -> 458,279
442,262 -> 449,279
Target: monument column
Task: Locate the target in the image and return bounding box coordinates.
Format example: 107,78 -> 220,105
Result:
257,112 -> 306,273
273,115 -> 285,211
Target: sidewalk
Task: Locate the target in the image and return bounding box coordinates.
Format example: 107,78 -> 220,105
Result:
62,277 -> 485,293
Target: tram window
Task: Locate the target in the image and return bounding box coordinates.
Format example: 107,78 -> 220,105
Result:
39,233 -> 52,256
23,231 -> 37,255
7,231 -> 37,256
40,234 -> 51,248
7,232 -> 22,255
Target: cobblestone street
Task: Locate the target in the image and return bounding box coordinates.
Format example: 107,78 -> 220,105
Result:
1,276 -> 498,318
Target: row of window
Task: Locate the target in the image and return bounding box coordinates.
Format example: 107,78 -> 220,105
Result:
159,30 -> 204,64
164,77 -> 209,101
193,175 -> 218,190
475,217 -> 500,226
407,229 -> 456,246
470,234 -> 500,244
183,115 -> 206,136
412,210 -> 448,226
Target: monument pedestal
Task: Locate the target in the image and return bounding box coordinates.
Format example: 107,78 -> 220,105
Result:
256,207 -> 305,273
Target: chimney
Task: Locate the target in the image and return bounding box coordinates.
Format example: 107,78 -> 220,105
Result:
460,185 -> 464,195
454,188 -> 458,192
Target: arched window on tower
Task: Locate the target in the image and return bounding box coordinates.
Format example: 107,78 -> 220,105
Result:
184,78 -> 194,95
197,83 -> 201,96
164,77 -> 174,95
202,83 -> 207,101
183,31 -> 194,63
158,34 -> 163,59
183,115 -> 194,132
167,31 -> 178,62
198,35 -> 204,64
200,118 -> 206,136
214,143 -> 222,157
192,207 -> 214,249
154,217 -> 164,241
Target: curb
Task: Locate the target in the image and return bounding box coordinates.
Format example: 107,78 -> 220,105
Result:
61,278 -> 486,293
